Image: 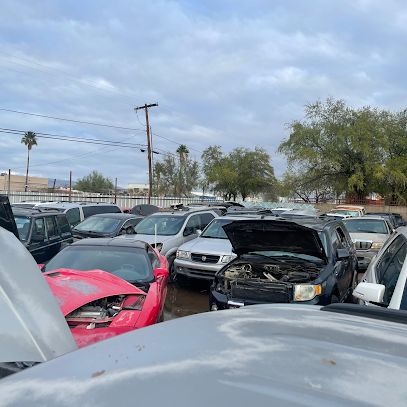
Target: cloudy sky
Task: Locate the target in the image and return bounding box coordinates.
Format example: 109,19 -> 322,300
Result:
1,0 -> 406,187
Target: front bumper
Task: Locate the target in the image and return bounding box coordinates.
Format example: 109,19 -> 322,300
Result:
355,250 -> 377,270
209,288 -> 321,310
174,258 -> 223,281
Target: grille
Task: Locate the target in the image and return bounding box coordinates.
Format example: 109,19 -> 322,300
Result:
355,241 -> 372,250
191,253 -> 220,263
231,280 -> 290,303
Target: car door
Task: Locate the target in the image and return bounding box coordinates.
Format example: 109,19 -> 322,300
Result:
29,217 -> 48,262
44,216 -> 61,261
56,215 -> 73,246
375,236 -> 407,306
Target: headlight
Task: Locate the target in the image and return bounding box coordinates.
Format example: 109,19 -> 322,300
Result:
221,255 -> 235,263
176,250 -> 190,259
153,243 -> 163,252
294,284 -> 322,302
371,242 -> 383,250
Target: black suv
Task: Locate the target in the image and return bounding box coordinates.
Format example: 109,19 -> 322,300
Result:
210,217 -> 358,310
12,207 -> 73,263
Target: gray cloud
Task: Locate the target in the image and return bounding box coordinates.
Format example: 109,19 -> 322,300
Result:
0,0 -> 406,186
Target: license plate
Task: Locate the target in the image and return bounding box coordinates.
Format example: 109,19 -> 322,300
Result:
227,300 -> 244,308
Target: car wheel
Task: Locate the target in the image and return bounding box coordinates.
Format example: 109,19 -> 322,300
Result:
168,255 -> 176,282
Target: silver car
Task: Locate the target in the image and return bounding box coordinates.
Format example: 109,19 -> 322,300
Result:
343,216 -> 393,270
174,216 -> 253,281
130,207 -> 219,277
2,303 -> 407,406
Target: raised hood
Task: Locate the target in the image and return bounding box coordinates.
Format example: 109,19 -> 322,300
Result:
0,227 -> 77,364
0,195 -> 18,238
44,269 -> 145,316
223,219 -> 327,261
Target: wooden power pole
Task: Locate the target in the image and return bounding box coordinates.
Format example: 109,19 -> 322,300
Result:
134,103 -> 158,204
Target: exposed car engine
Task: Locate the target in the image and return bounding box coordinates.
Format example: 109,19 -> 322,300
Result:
66,295 -> 145,329
219,259 -> 321,303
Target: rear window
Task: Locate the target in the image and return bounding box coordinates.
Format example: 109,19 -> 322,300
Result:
82,205 -> 121,218
343,219 -> 388,234
65,208 -> 81,226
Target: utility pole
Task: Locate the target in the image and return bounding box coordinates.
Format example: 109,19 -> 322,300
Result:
114,177 -> 117,204
134,103 -> 158,204
69,171 -> 72,203
7,169 -> 11,197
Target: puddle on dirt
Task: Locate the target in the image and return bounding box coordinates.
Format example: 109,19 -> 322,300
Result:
164,280 -> 211,321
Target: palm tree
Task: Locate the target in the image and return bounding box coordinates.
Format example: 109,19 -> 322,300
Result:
21,131 -> 38,192
176,144 -> 189,165
176,144 -> 189,195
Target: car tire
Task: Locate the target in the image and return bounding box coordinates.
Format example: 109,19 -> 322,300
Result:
168,254 -> 176,283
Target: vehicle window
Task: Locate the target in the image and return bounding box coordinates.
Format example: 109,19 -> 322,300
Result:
147,247 -> 160,268
56,216 -> 72,235
336,227 -> 349,248
201,218 -> 233,239
74,216 -> 121,233
45,216 -> 58,238
135,215 -> 185,236
33,218 -> 46,238
317,231 -> 330,257
330,229 -> 339,250
65,208 -> 81,227
185,214 -> 201,234
378,242 -> 407,305
44,246 -> 154,283
124,218 -> 142,228
200,213 -> 215,230
343,219 -> 388,234
82,205 -> 121,218
376,235 -> 406,284
13,216 -> 31,241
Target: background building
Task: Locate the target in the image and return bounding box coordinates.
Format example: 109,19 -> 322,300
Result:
127,183 -> 149,195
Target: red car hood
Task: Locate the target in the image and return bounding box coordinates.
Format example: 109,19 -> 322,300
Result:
44,269 -> 145,316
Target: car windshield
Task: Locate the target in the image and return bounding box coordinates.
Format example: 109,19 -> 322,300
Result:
331,209 -> 359,216
14,216 -> 31,241
201,218 -> 233,239
343,219 -> 388,234
74,216 -> 121,234
135,215 -> 185,236
44,246 -> 153,283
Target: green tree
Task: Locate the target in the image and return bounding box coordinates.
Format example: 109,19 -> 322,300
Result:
201,146 -> 277,201
279,98 -> 386,199
75,170 -> 114,193
153,146 -> 199,196
21,131 -> 38,192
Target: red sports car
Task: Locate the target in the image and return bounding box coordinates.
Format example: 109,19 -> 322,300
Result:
42,238 -> 169,347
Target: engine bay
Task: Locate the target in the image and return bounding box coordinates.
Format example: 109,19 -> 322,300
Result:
66,294 -> 145,329
219,259 -> 321,303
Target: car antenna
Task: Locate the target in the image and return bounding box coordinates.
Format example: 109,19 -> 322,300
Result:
154,223 -> 157,249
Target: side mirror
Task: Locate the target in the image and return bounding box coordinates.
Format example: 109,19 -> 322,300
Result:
337,248 -> 350,259
119,228 -> 127,235
154,267 -> 169,279
196,229 -> 202,236
353,282 -> 385,304
31,232 -> 45,243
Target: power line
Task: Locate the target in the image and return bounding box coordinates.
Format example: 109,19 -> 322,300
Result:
0,128 -> 147,149
0,108 -> 145,133
0,107 -> 200,150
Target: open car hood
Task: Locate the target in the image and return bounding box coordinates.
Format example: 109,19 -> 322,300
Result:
44,269 -> 145,316
223,219 -> 327,261
0,195 -> 18,238
0,227 -> 77,364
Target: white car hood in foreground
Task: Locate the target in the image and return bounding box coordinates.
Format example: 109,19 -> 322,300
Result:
0,228 -> 77,364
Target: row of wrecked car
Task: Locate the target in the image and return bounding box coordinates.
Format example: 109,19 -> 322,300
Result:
1,197 -> 407,405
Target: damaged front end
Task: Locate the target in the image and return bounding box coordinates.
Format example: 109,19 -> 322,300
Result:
212,257 -> 323,308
